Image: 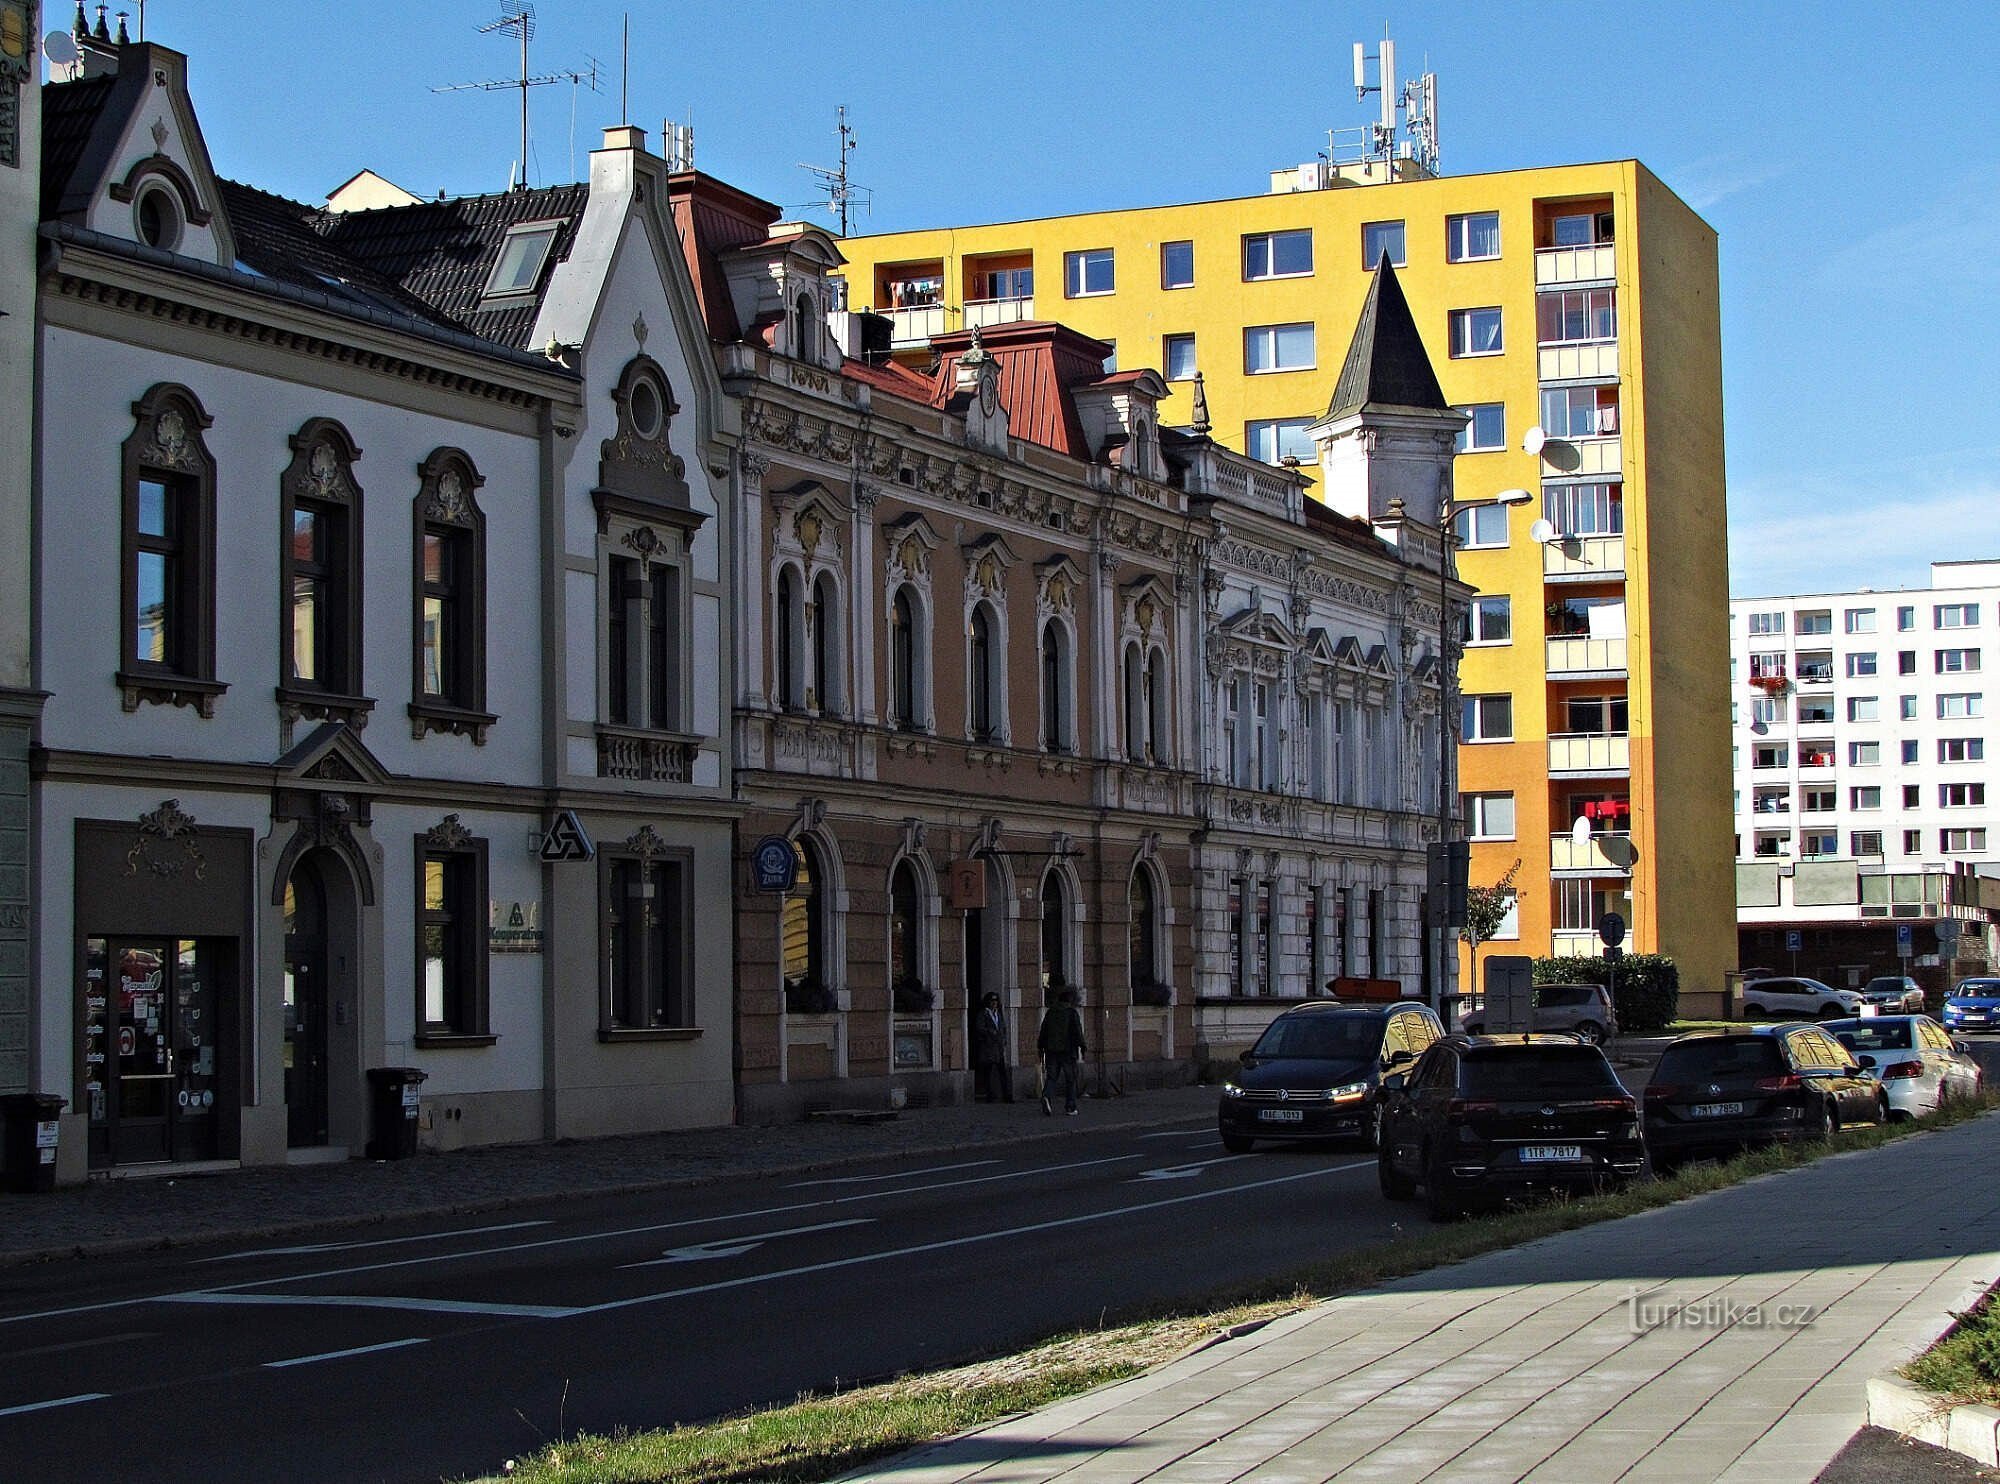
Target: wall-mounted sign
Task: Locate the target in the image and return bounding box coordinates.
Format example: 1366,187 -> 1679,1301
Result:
947,859 -> 986,910
489,900 -> 544,954
538,810 -> 595,863
751,835 -> 797,892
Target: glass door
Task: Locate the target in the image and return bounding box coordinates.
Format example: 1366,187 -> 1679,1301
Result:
82,938 -> 220,1167
283,872 -> 330,1147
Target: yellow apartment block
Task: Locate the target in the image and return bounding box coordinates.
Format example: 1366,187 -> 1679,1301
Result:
836,159 -> 1733,1001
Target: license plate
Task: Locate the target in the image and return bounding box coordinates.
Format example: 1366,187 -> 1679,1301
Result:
1519,1144 -> 1583,1162
1690,1102 -> 1744,1118
1258,1108 -> 1305,1123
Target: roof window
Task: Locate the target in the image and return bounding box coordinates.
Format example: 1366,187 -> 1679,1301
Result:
484,221 -> 563,297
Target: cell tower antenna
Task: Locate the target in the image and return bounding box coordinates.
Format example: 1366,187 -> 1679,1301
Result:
795,106 -> 871,237
433,6 -> 601,191
1329,32 -> 1440,182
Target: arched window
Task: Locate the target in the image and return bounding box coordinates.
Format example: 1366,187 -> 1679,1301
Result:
775,567 -> 802,710
1147,648 -> 1169,763
1040,868 -> 1069,994
811,571 -> 839,714
782,838 -> 827,1000
969,604 -> 997,740
1040,620 -> 1070,753
890,587 -> 918,729
1130,866 -> 1158,989
1123,643 -> 1144,762
889,859 -> 920,990
794,292 -> 818,362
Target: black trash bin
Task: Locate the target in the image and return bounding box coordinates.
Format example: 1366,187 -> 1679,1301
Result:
1,1093 -> 68,1194
364,1067 -> 427,1160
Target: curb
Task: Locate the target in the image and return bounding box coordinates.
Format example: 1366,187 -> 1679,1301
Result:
1867,1373 -> 2000,1468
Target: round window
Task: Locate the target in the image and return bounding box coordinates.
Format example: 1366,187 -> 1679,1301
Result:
135,187 -> 181,251
628,375 -> 664,440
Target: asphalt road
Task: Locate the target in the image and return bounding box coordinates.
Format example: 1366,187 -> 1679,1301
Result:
0,1113 -> 1411,1484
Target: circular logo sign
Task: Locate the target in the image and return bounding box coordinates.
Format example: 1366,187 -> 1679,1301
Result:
751,835 -> 798,893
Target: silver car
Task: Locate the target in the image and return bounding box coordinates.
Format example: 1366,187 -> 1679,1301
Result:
1741,977 -> 1871,1020
1862,976 -> 1925,1013
1825,1015 -> 1983,1119
1458,982 -> 1618,1045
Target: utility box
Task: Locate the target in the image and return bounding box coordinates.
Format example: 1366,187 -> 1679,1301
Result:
364,1067 -> 427,1160
1481,956 -> 1536,1035
1,1093 -> 68,1193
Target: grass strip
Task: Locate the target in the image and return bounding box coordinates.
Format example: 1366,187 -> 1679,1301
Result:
484,1091 -> 2000,1484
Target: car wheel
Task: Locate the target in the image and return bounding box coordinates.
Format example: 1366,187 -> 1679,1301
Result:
1743,1003 -> 1765,1019
1423,1145 -> 1464,1222
1574,1020 -> 1605,1046
1358,1102 -> 1384,1153
1220,1132 -> 1255,1154
1378,1147 -> 1415,1201
1818,1004 -> 1844,1020
1812,1100 -> 1836,1141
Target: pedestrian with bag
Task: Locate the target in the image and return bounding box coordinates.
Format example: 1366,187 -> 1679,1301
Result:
971,991 -> 1013,1103
1037,986 -> 1087,1116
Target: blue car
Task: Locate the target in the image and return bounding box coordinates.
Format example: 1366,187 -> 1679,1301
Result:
1942,976 -> 2000,1033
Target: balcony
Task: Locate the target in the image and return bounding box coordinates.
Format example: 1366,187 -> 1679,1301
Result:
887,303 -> 947,347
963,295 -> 1034,331
1794,653 -> 1835,685
1539,342 -> 1619,382
1550,930 -> 1608,960
1542,532 -> 1625,583
1551,830 -> 1634,876
1546,635 -> 1628,679
1541,434 -> 1622,478
1535,243 -> 1617,286
1548,731 -> 1630,777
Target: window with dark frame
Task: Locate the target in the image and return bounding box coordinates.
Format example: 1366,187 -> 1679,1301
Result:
969,604 -> 999,741
1130,867 -> 1158,990
1161,240 -> 1194,289
417,827 -> 490,1043
889,585 -> 922,730
776,566 -> 802,709
604,850 -> 692,1032
120,384 -> 222,714
410,449 -> 491,740
889,859 -> 921,992
1040,620 -> 1069,753
278,420 -> 365,712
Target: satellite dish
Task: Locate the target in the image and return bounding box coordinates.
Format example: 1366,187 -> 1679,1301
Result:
1571,817 -> 1593,846
43,29 -> 78,67
1522,426 -> 1547,456
1529,518 -> 1556,545
1750,720 -> 1768,735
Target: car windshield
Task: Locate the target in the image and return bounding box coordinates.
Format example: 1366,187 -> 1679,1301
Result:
1954,982 -> 2000,998
1655,1038 -> 1785,1081
1832,1023 -> 1914,1053
1253,1015 -> 1385,1060
1460,1047 -> 1619,1097
1865,980 -> 1907,992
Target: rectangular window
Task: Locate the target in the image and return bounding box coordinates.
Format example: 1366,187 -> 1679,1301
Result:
1536,287 -> 1616,344
1941,737 -> 1986,762
1799,740 -> 1836,768
1845,608 -> 1877,634
1462,693 -> 1513,742
1937,648 -> 1982,673
1905,784 -> 1922,808
980,267 -> 1033,300
1939,693 -> 1985,719
1746,611 -> 1785,637
1751,695 -> 1784,725
1902,739 -> 1920,764
1901,694 -> 1919,720
1898,606 -> 1917,631
1802,831 -> 1839,857
1903,829 -> 1923,853
1361,220 -> 1405,268
1748,651 -> 1786,680
1846,652 -> 1877,677
1795,610 -> 1832,636
1448,307 -> 1503,357
1795,698 -> 1834,725
1455,403 -> 1505,453
1552,212 -> 1613,247
1942,783 -> 1987,808
1849,741 -> 1880,766
1543,482 -> 1623,536
1463,792 -> 1516,839
485,222 -> 561,296
1245,418 -> 1316,465
1851,831 -> 1884,856
1064,248 -> 1115,297
1937,603 -> 1980,628
1465,596 -> 1511,645
1847,696 -> 1878,722
1243,229 -> 1313,280
603,854 -> 692,1031
1446,211 -> 1501,262
1244,322 -> 1316,373
1850,787 -> 1881,810
1451,502 -> 1511,548
1540,385 -> 1620,439
1899,651 -> 1918,675
417,836 -> 490,1042
1564,694 -> 1629,734
1368,889 -> 1385,979
1163,333 -> 1197,380
1160,240 -> 1194,289
1801,787 -> 1836,813
1942,829 -> 1989,854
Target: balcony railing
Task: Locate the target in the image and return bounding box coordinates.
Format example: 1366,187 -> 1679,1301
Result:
1546,635 -> 1628,677
1551,830 -> 1634,875
1542,532 -> 1625,582
963,295 -> 1034,330
1548,731 -> 1631,775
1549,931 -> 1607,959
1535,243 -> 1617,286
1538,342 -> 1619,382
1794,661 -> 1835,684
887,303 -> 947,346
1540,434 -> 1622,478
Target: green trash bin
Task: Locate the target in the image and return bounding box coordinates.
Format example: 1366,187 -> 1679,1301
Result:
1,1093 -> 67,1193
364,1067 -> 427,1160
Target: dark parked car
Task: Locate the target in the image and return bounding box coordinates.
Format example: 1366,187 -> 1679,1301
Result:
1861,976 -> 1925,1013
1218,1001 -> 1443,1153
1643,1025 -> 1886,1170
1376,1034 -> 1644,1220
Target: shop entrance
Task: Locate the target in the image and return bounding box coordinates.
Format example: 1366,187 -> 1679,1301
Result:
83,938 -> 222,1167
283,860 -> 331,1148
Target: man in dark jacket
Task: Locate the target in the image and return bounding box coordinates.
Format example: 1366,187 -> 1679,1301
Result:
1036,987 -> 1087,1116
971,992 -> 1012,1103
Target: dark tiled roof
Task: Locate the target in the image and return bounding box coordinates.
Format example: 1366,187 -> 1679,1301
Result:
1324,256 -> 1447,420
1303,495 -> 1391,554
319,183 -> 590,351
40,75 -> 117,218
218,180 -> 457,327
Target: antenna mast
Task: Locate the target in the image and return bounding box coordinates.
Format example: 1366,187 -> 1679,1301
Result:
1327,33 -> 1440,183
434,5 -> 601,191
795,106 -> 870,237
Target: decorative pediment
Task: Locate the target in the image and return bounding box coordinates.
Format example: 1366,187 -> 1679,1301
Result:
1331,634 -> 1369,668
1036,555 -> 1085,616
960,533 -> 1020,599
283,418 -> 362,509
1363,643 -> 1396,676
883,512 -> 940,580
1302,627 -> 1341,667
1217,605 -> 1295,650
1120,574 -> 1173,637
276,721 -> 395,789
597,354 -> 692,511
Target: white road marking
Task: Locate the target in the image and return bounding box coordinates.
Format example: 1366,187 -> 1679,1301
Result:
786,1161 -> 997,1187
264,1337 -> 429,1369
0,1393 -> 109,1418
171,1292 -> 580,1319
1132,1160 -> 1239,1181
8,1331 -> 153,1361
1135,1125 -> 1217,1140
198,1220 -> 552,1262
622,1218 -> 875,1268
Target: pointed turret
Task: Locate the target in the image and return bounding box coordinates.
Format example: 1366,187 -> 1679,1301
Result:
1324,254 -> 1447,421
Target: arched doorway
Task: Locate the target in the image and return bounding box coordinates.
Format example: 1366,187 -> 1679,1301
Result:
1040,867 -> 1071,999
282,857 -> 330,1147
962,851 -> 1015,1066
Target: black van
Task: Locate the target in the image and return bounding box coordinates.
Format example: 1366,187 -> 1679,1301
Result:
1217,1000 -> 1443,1153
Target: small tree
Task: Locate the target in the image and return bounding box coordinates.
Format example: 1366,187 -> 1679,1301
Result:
1461,858 -> 1524,997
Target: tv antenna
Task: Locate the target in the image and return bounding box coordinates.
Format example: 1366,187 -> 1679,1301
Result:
434,6 -> 601,191
795,106 -> 871,237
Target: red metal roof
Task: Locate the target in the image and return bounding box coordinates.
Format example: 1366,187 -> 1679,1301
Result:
665,171 -> 782,343
840,357 -> 936,403
926,321 -> 1112,460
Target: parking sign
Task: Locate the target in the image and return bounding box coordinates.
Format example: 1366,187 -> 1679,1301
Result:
1896,923 -> 1914,958
1785,930 -> 1802,953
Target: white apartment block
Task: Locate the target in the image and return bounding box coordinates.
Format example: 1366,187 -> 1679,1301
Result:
1730,561 -> 2000,875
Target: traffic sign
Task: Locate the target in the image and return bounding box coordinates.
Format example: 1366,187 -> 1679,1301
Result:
1785,930 -> 1802,953
538,810 -> 595,863
1937,919 -> 1962,943
1896,923 -> 1914,958
1597,912 -> 1626,949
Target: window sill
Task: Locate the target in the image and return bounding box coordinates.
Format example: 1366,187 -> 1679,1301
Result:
1448,254 -> 1503,265
1244,365 -> 1317,376
415,1033 -> 498,1050
1449,349 -> 1505,360
1243,271 -> 1317,283
597,1026 -> 703,1043
118,669 -> 228,718
278,686 -> 376,728
1064,290 -> 1115,300
409,700 -> 497,744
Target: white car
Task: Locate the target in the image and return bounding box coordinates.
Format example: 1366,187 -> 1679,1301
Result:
1740,977 -> 1872,1020
1825,1016 -> 1983,1119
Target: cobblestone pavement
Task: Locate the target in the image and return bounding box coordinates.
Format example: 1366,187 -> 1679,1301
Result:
0,1084 -> 1217,1266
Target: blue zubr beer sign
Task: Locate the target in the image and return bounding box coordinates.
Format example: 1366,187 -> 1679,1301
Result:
751,835 -> 798,892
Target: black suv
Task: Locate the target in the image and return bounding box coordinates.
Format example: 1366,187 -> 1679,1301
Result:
1377,1034 -> 1643,1219
1643,1025 -> 1886,1170
1218,1001 -> 1443,1152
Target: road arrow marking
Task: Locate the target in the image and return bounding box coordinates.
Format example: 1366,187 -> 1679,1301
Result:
1131,1157 -> 1242,1181
621,1218 -> 874,1269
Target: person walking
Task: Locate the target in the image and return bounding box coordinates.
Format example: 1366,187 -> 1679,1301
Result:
971,992 -> 1013,1103
1037,987 -> 1087,1116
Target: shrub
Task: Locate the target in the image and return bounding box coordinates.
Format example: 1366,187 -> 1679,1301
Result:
1532,953 -> 1679,1034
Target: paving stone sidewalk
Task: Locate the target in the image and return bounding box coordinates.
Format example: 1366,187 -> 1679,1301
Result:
855,1113 -> 2000,1484
0,1084 -> 1215,1266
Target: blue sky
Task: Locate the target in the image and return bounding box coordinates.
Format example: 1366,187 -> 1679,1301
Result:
76,1 -> 2000,599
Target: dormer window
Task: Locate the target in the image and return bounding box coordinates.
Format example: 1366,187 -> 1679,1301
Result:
484,221 -> 562,297
135,187 -> 182,251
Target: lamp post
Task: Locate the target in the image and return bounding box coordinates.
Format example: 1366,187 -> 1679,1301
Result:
1433,487 -> 1534,1015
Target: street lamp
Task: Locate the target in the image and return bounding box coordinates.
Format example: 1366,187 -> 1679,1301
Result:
1433,486 -> 1534,1014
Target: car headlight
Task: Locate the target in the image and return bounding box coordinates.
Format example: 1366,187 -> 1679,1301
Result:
1221,1082 -> 1243,1098
1330,1081 -> 1369,1102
